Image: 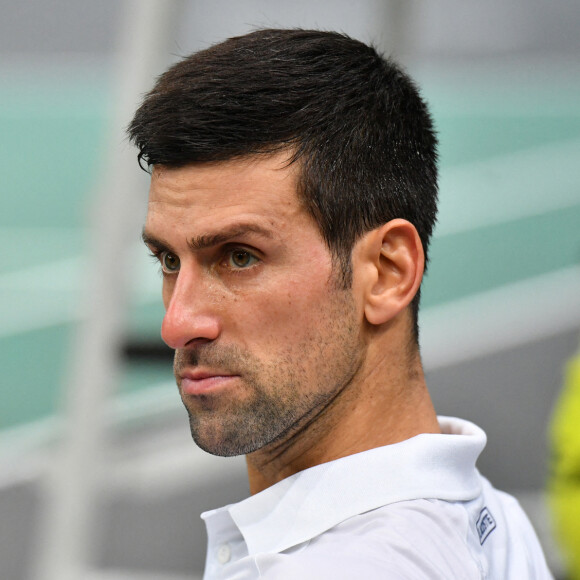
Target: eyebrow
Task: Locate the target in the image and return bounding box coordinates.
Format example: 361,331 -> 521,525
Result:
142,223 -> 273,253
142,229 -> 173,253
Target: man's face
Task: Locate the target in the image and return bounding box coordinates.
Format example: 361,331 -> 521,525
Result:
143,153 -> 366,456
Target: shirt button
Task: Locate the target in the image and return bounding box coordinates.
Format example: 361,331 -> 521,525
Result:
217,543 -> 231,564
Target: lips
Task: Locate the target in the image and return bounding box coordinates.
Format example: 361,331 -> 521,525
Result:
179,369 -> 239,396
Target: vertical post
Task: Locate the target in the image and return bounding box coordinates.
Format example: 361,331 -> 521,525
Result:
33,2 -> 184,579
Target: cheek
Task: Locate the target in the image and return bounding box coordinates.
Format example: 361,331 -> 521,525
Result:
161,278 -> 174,310
241,275 -> 335,345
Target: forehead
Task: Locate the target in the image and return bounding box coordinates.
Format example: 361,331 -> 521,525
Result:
147,153 -> 305,224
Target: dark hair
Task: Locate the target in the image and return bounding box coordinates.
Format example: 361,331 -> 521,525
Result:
128,28 -> 438,343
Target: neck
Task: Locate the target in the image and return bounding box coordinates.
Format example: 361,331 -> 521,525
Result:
245,329 -> 440,494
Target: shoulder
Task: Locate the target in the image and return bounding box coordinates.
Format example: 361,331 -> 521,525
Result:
255,499 -> 482,579
476,481 -> 554,578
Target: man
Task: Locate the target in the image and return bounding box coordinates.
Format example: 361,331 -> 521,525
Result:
129,29 -> 552,579
549,338 -> 580,579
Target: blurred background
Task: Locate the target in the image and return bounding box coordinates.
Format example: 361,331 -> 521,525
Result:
1,1 -> 579,579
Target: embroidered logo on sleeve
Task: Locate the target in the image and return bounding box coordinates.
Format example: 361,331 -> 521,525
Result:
476,507 -> 496,544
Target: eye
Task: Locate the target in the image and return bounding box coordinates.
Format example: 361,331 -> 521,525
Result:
160,251 -> 180,274
227,249 -> 258,269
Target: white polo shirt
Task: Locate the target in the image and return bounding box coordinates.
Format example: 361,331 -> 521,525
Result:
201,417 -> 553,579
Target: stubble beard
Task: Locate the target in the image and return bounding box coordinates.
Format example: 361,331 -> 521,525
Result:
174,290 -> 363,457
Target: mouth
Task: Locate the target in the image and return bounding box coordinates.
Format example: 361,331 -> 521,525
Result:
179,369 -> 239,396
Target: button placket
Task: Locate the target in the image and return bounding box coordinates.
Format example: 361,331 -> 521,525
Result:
217,542 -> 232,564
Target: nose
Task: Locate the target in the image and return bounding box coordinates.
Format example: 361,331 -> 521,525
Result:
161,269 -> 221,349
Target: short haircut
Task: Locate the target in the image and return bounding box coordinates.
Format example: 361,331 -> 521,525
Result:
128,29 -> 438,343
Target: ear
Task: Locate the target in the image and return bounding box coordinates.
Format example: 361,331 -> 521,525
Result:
356,219 -> 425,326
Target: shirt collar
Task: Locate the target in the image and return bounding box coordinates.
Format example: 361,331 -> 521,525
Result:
203,416 -> 486,556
